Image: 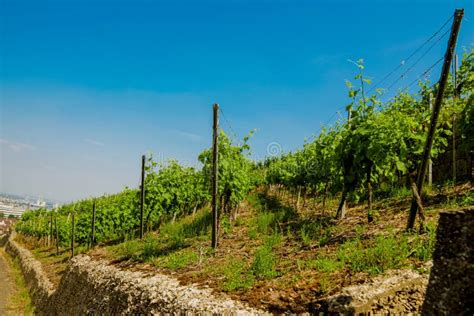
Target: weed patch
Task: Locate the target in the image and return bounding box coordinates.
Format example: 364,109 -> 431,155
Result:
222,257 -> 254,291
154,249 -> 199,270
306,257 -> 343,273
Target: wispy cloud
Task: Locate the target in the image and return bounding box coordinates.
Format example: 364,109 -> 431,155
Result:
0,138 -> 36,152
169,130 -> 203,142
84,138 -> 104,146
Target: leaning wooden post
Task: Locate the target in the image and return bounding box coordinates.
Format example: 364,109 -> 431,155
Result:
452,54 -> 458,185
407,9 -> 464,230
71,212 -> 75,258
140,155 -> 146,239
211,103 -> 219,249
428,93 -> 433,187
91,201 -> 96,247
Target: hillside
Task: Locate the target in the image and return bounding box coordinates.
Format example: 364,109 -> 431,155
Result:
14,182 -> 473,313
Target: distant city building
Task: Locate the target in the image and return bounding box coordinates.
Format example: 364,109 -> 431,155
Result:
0,194 -> 57,218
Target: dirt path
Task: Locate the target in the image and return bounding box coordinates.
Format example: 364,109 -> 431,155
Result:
0,247 -> 14,315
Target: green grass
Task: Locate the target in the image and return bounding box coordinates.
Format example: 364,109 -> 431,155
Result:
318,274 -> 334,295
114,239 -> 142,260
153,249 -> 199,270
333,226 -> 436,275
337,234 -> 409,275
255,212 -> 276,234
297,220 -> 332,247
221,257 -> 254,291
306,257 -> 344,273
410,221 -> 437,262
1,249 -> 34,315
250,233 -> 281,280
251,246 -> 278,279
443,191 -> 474,208
112,208 -> 213,261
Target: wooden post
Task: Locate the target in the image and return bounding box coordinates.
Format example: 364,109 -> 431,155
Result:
410,181 -> 426,229
452,54 -> 458,185
407,9 -> 464,230
428,93 -> 433,186
211,103 -> 219,249
49,211 -> 53,247
367,165 -> 373,223
296,186 -> 301,210
55,216 -> 59,256
140,154 -> 145,239
71,212 -> 75,258
91,201 -> 96,247
453,54 -> 458,96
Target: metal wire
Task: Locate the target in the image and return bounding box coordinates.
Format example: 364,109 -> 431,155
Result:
367,13 -> 454,94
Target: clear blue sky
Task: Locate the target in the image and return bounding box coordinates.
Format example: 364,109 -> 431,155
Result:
1,0 -> 473,201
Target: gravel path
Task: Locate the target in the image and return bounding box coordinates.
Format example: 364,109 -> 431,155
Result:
0,246 -> 14,315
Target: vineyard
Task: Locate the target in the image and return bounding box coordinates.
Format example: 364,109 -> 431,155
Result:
11,11 -> 474,314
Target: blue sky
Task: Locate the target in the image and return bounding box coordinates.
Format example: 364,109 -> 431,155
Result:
1,0 -> 473,201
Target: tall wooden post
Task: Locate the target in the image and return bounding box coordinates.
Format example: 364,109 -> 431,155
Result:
91,201 -> 96,247
140,155 -> 145,239
71,212 -> 75,258
55,216 -> 59,256
211,104 -> 219,249
49,211 -> 53,247
428,93 -> 433,186
452,54 -> 458,185
407,9 -> 464,230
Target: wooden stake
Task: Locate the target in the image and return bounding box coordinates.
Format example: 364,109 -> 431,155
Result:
410,181 -> 426,232
428,93 -> 433,186
55,216 -> 59,256
211,103 -> 219,249
407,9 -> 464,230
140,154 -> 145,239
71,212 -> 75,258
49,211 -> 53,247
91,201 -> 96,247
452,54 -> 458,185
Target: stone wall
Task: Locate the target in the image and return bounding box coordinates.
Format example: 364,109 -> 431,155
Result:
422,208 -> 474,315
312,269 -> 429,314
5,233 -> 268,315
5,232 -> 55,314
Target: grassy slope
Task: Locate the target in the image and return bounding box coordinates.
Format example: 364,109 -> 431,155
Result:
16,182 -> 474,313
0,247 -> 34,315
